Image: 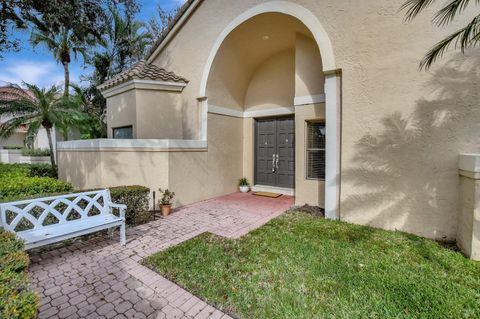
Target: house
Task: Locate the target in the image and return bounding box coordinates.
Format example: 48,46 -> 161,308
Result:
57,0 -> 480,243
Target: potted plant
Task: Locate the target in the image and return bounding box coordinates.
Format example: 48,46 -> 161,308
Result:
159,188 -> 175,216
238,178 -> 250,193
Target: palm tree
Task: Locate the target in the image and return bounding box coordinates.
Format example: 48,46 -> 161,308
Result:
402,0 -> 480,70
0,83 -> 86,169
29,21 -> 94,97
95,7 -> 152,79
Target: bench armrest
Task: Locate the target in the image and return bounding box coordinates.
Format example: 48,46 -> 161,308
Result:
109,203 -> 127,220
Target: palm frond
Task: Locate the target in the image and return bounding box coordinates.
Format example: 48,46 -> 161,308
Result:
402,0 -> 438,21
420,14 -> 480,69
0,114 -> 39,138
433,0 -> 476,26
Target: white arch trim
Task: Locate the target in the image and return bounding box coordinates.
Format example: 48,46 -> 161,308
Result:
198,1 -> 340,220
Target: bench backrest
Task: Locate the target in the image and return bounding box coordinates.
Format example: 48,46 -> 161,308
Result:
0,189 -> 113,233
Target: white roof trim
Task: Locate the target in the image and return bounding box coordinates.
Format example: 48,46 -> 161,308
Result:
147,0 -> 203,64
102,79 -> 187,98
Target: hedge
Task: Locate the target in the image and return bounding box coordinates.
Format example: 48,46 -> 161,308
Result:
109,186 -> 150,224
21,148 -> 50,157
0,164 -> 70,202
0,177 -> 73,202
0,230 -> 38,318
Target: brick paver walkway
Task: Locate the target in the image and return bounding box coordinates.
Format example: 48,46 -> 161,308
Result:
29,192 -> 293,319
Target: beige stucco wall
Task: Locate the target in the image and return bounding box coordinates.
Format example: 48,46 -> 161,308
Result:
107,90 -> 137,138
107,89 -> 184,139
242,118 -> 255,184
295,103 -> 325,206
59,113 -> 243,208
169,113 -> 243,206
135,90 -> 183,139
244,49 -> 295,111
58,150 -> 169,194
295,33 -> 324,97
148,0 -> 480,240
0,133 -> 25,148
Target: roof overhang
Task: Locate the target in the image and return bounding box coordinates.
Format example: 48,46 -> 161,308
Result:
101,79 -> 187,98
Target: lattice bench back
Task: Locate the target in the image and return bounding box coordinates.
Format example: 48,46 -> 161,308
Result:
0,190 -> 113,233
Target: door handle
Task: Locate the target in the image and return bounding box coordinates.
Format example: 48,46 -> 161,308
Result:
272,153 -> 276,173
275,154 -> 279,170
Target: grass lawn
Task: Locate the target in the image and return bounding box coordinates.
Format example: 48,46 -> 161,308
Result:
144,212 -> 480,319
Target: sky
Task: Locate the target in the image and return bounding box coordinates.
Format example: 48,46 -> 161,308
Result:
0,0 -> 186,88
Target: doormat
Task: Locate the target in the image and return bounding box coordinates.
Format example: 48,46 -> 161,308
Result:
252,192 -> 282,198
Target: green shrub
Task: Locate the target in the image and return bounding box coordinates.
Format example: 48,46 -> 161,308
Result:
0,230 -> 38,319
0,177 -> 73,202
21,148 -> 50,157
109,185 -> 150,224
0,164 -> 68,202
27,164 -> 57,178
2,145 -> 23,150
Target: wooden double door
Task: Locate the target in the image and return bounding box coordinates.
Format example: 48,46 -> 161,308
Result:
255,116 -> 295,188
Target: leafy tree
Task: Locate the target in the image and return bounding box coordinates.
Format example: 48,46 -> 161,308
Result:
147,4 -> 179,43
402,0 -> 480,70
0,0 -> 139,58
29,22 -> 94,97
0,83 -> 86,168
81,5 -> 151,138
0,0 -> 26,57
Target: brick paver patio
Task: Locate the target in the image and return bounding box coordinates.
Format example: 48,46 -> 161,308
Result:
28,192 -> 293,319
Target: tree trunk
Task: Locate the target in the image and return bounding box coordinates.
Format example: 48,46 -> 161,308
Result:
45,127 -> 57,170
63,61 -> 70,97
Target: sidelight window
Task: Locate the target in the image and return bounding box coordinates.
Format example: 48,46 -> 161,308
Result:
306,122 -> 325,180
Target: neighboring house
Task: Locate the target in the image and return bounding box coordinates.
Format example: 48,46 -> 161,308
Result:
57,0 -> 480,243
0,85 -> 54,151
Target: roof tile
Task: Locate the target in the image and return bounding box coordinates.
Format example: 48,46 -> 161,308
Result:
97,60 -> 188,91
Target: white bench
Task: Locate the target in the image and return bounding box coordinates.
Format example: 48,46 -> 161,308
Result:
0,189 -> 126,250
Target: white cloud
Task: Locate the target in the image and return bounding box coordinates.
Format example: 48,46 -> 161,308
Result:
0,60 -> 65,88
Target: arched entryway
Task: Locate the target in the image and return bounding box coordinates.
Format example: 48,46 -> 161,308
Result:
199,1 -> 341,220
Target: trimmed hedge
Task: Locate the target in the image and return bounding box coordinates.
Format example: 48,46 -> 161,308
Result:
0,229 -> 38,318
21,148 -> 50,157
0,164 -> 71,202
109,186 -> 150,224
2,145 -> 23,150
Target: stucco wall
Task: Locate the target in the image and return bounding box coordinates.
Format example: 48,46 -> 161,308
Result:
0,132 -> 25,148
244,49 -> 295,111
295,33 -> 324,97
295,103 -> 325,206
169,113 -> 243,206
135,90 -> 184,139
107,90 -> 137,138
147,0 -> 480,240
58,150 -> 170,194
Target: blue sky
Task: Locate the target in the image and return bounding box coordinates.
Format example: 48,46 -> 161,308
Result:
0,0 -> 186,88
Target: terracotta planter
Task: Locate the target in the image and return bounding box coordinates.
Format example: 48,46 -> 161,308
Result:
161,204 -> 172,216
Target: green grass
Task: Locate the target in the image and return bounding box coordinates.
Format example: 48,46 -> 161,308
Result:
144,212 -> 480,319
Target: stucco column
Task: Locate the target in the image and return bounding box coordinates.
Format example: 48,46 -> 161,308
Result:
324,70 -> 342,220
458,153 -> 480,260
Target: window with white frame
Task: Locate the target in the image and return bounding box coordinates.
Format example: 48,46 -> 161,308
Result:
112,126 -> 133,139
306,122 -> 325,180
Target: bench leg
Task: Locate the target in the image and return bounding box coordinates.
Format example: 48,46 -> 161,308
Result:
108,227 -> 114,238
120,223 -> 126,246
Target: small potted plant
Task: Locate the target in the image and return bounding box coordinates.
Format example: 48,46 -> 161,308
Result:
238,178 -> 250,193
159,188 -> 175,216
